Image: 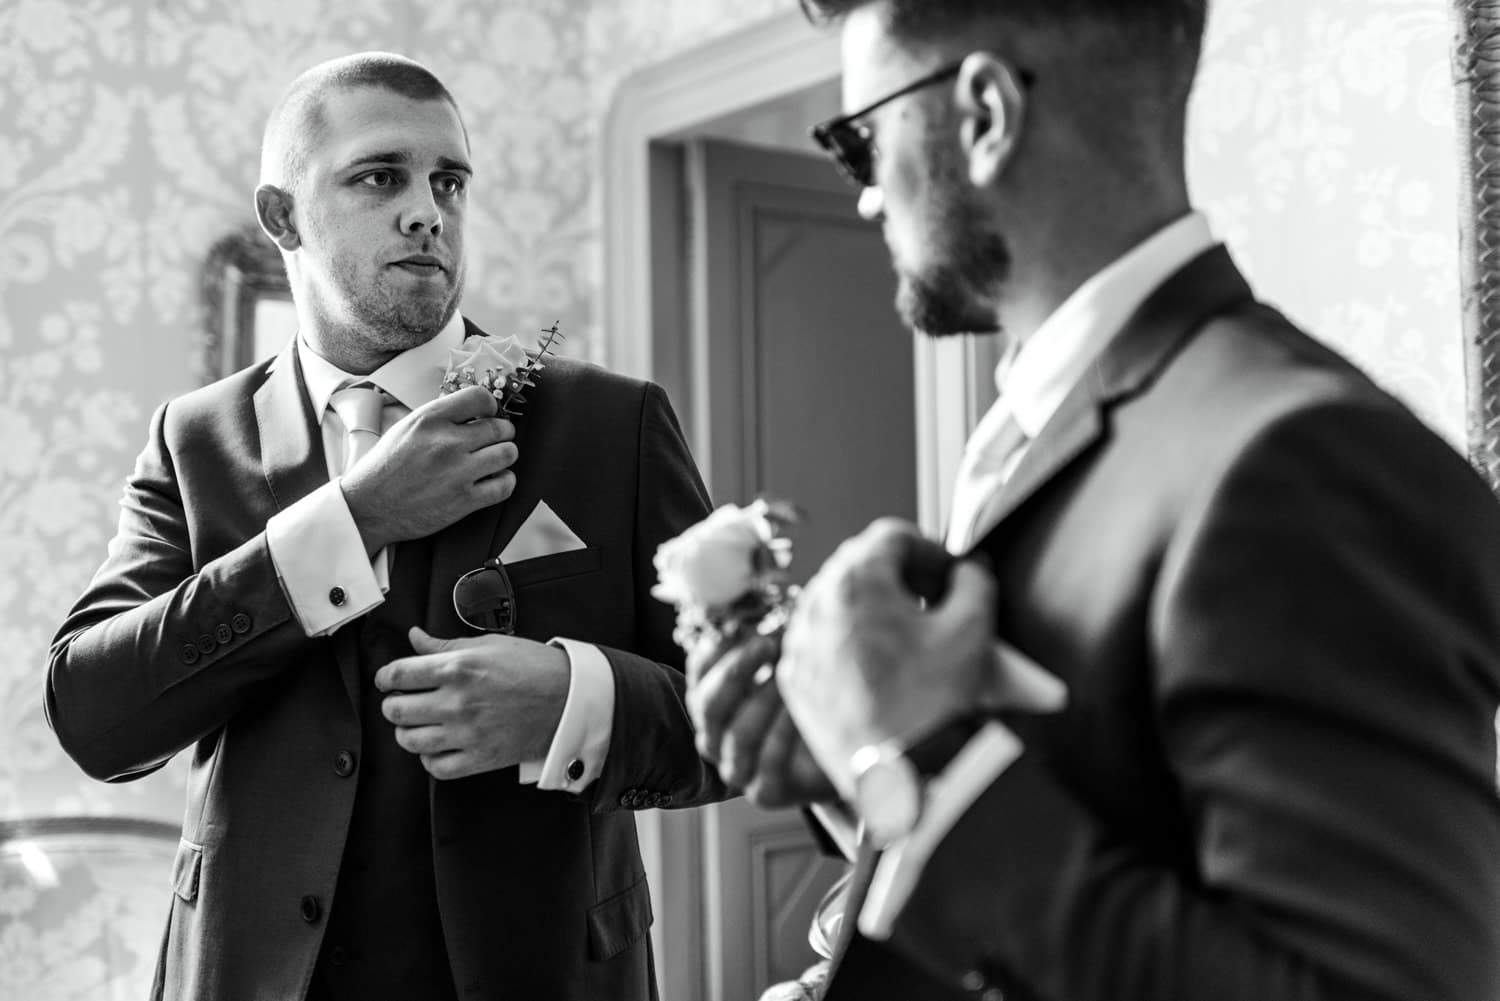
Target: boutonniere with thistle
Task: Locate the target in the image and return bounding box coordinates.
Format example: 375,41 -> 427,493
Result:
439,322 -> 565,418
651,498 -> 801,653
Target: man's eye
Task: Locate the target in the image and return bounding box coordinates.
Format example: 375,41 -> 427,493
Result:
358,171 -> 396,188
435,175 -> 466,196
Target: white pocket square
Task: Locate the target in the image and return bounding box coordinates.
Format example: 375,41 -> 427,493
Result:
499,500 -> 587,564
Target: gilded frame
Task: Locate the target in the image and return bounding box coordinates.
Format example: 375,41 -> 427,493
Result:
1456,1 -> 1500,494
199,226 -> 292,383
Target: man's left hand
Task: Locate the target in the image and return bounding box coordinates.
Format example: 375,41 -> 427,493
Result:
374,626 -> 569,780
777,518 -> 998,799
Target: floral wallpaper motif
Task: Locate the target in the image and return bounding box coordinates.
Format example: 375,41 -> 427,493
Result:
0,0 -> 1471,966
1189,0 -> 1461,436
0,0 -> 796,830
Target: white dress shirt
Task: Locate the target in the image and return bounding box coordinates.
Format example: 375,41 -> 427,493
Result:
860,212 -> 1217,937
263,312 -> 616,791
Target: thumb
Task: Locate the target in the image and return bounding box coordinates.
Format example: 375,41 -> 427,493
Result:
428,383 -> 499,421
409,625 -> 459,654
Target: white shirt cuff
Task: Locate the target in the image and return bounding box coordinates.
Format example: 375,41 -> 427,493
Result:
516,638 -> 616,790
265,479 -> 389,637
858,721 -> 1024,940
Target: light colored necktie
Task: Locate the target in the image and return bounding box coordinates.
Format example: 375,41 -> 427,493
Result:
949,414 -> 1028,551
329,383 -> 387,474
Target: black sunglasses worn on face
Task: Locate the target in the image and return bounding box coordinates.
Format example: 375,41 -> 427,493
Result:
453,557 -> 517,634
810,60 -> 1034,189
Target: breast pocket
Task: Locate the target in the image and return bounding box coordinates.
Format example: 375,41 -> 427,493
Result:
506,546 -> 602,589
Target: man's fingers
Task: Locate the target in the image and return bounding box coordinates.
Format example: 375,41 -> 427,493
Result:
395,724 -> 458,756
375,651 -> 445,692
420,750 -> 476,780
743,708 -> 799,807
381,691 -> 449,727
408,626 -> 455,656
687,632 -> 779,743
425,384 -> 498,421
718,682 -> 782,789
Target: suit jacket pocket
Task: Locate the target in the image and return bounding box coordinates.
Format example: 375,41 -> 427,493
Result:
171,839 -> 202,903
507,547 -> 602,589
587,875 -> 653,961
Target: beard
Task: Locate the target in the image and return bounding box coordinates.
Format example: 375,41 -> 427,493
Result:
892,130 -> 1009,338
314,253 -> 465,354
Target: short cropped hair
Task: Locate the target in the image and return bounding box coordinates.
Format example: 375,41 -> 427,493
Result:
798,0 -> 1205,53
259,51 -> 466,192
800,0 -> 1207,165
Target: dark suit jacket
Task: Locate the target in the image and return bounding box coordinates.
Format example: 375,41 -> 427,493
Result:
46,322 -> 724,1001
828,249 -> 1500,1001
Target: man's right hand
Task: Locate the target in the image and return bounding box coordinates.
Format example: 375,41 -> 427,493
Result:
687,630 -> 838,809
342,385 -> 518,551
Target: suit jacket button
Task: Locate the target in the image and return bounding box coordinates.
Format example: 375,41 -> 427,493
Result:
328,586 -> 347,607
334,750 -> 357,778
196,634 -> 216,654
180,644 -> 200,665
300,895 -> 322,923
231,612 -> 252,634
215,623 -> 233,645
329,945 -> 348,966
566,759 -> 585,783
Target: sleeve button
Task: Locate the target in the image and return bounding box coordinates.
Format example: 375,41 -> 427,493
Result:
566,759 -> 585,783
299,894 -> 322,923
960,971 -> 986,992
215,624 -> 233,645
980,989 -> 1005,1001
230,612 -> 252,634
196,634 -> 217,654
328,586 -> 347,607
180,644 -> 200,665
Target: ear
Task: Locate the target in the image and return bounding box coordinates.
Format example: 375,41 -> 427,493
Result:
254,184 -> 301,251
954,52 -> 1027,188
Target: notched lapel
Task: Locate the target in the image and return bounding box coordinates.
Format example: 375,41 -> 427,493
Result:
252,340 -> 365,714
252,340 -> 327,513
971,246 -> 1255,548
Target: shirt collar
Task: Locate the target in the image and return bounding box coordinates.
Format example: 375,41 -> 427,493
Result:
1001,212 -> 1214,438
299,311 -> 467,416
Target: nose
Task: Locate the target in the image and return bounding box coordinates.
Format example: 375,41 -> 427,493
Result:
857,185 -> 885,222
399,187 -> 442,237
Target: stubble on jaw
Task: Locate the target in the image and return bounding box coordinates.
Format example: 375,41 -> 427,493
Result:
891,125 -> 1009,339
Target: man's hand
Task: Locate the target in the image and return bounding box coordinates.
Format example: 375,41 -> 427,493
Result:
777,518 -> 998,799
343,385 -> 518,552
373,626 -> 569,780
686,631 -> 837,808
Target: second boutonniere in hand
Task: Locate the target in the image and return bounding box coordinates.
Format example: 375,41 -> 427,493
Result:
440,322 -> 565,418
651,498 -> 801,653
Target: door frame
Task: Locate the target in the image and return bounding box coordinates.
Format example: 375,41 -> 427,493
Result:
600,11 -> 996,999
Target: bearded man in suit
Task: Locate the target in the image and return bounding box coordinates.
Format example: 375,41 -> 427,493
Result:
689,3 -> 1500,1000
47,51 -> 723,1001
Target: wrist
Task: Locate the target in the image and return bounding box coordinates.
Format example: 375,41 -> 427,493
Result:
850,716 -> 982,849
340,477 -> 392,554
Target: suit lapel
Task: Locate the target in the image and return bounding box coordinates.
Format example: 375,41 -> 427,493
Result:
252,338 -> 327,514
424,319 -> 537,631
969,246 -> 1254,545
252,340 -> 365,713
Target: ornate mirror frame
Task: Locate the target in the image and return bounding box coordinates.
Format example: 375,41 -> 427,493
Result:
199,226 -> 292,383
1455,2 -> 1500,494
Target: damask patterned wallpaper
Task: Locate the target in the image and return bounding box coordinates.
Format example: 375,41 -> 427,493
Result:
0,0 -> 1466,829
